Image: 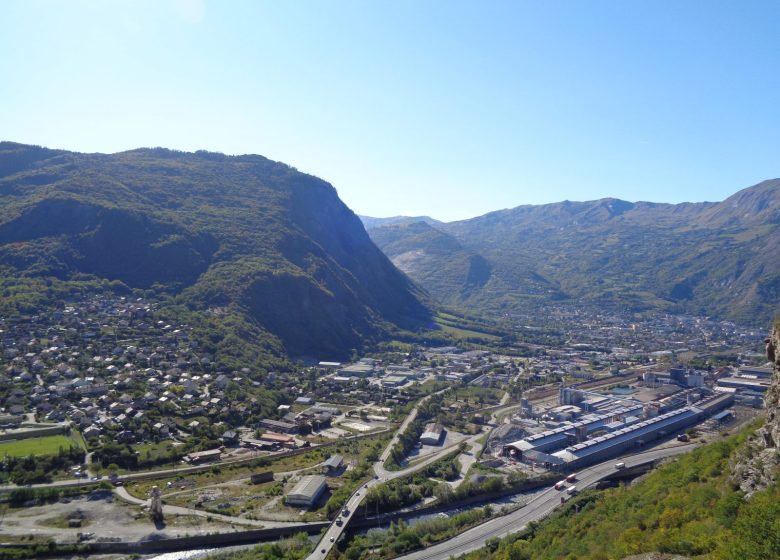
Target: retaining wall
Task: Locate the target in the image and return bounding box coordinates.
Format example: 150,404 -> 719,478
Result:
0,424 -> 69,442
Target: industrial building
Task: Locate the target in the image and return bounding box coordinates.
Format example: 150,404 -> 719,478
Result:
323,454 -> 344,474
420,422 -> 445,445
738,365 -> 773,378
381,375 -> 408,387
318,362 -> 342,369
286,475 -> 328,507
711,410 -> 734,424
552,407 -> 703,468
559,386 -> 642,411
503,405 -> 643,457
504,393 -> 733,470
256,431 -> 296,449
338,363 -> 375,378
696,393 -> 735,414
183,449 -> 222,464
257,418 -> 300,434
250,471 -> 274,484
550,393 -> 733,469
717,377 -> 770,393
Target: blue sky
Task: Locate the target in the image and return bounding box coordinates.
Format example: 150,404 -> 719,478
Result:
1,0 -> 778,221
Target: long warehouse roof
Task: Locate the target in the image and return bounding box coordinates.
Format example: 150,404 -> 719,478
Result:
553,406 -> 701,463
288,475 -> 327,499
506,405 -> 643,450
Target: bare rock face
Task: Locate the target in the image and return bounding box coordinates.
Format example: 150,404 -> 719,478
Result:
730,327 -> 780,496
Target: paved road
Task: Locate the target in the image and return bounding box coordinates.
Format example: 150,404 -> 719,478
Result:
375,432 -> 478,481
307,387 -> 519,558
448,438 -> 482,490
0,429 -> 390,494
113,486 -> 307,529
110,459 -> 329,528
305,389 -> 453,560
395,443 -> 698,560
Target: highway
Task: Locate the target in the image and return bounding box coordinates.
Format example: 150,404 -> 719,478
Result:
395,443 -> 698,560
305,389 -> 456,560
306,388 -> 547,560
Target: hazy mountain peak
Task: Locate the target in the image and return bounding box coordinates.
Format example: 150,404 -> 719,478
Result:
359,214 -> 442,230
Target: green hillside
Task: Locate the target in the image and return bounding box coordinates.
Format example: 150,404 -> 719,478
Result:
366,221 -> 494,306
0,142 -> 433,363
366,180 -> 780,324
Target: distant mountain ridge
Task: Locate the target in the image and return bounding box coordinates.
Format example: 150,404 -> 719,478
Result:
359,215 -> 442,229
0,141 -> 432,361
364,179 -> 780,324
365,221 -> 492,306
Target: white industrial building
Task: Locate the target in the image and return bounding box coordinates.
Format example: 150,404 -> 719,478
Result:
286,475 -> 328,507
420,422 -> 445,445
339,363 -> 375,378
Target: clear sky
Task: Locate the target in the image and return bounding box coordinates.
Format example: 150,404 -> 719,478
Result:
1,0 -> 778,221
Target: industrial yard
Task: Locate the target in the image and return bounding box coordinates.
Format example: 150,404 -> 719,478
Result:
483,367 -> 760,478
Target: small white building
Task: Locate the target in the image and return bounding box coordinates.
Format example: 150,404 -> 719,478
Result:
420,422 -> 445,446
286,475 -> 328,507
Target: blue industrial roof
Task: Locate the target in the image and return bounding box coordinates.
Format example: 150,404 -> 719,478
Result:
555,407 -> 701,461
507,405 -> 643,451
712,410 -> 733,421
696,393 -> 734,413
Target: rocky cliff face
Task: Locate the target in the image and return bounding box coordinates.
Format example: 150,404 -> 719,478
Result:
730,325 -> 780,496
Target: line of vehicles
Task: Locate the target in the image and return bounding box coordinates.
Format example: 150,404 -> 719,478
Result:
553,473 -> 577,491
554,462 -> 626,495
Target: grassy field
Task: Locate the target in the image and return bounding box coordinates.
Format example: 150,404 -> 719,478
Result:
70,429 -> 87,450
0,435 -> 77,458
133,441 -> 185,464
450,386 -> 504,406
437,322 -> 500,341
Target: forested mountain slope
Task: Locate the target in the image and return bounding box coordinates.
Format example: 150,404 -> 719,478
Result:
364,221 -> 493,307
366,180 -> 780,324
0,142 -> 432,361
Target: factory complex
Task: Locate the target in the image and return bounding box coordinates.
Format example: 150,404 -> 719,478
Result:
501,376 -> 736,471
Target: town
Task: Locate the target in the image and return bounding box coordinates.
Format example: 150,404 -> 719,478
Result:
0,293 -> 769,558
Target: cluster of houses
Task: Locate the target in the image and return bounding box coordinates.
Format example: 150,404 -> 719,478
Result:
521,304 -> 764,358
0,296 -> 280,447
1,292 -> 767,472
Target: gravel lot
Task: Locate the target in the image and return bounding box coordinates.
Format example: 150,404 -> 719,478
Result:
0,492 -> 240,543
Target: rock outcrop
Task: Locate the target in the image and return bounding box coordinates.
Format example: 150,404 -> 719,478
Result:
730,325 -> 780,496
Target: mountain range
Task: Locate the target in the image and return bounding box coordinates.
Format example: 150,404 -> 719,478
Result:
2,140 -> 777,369
362,179 -> 780,325
0,142 -> 432,363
